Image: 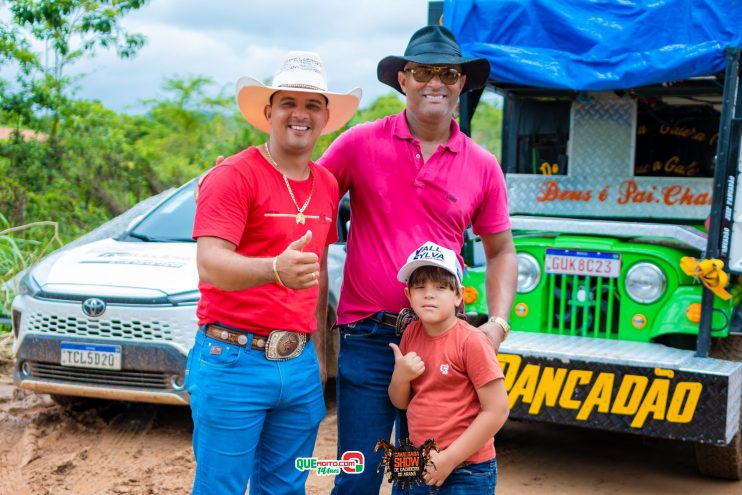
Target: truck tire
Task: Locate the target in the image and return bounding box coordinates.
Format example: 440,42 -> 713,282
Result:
694,335 -> 742,480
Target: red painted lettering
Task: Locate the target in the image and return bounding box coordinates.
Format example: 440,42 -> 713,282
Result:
536,180 -> 593,203
617,179 -> 655,204
663,186 -> 712,206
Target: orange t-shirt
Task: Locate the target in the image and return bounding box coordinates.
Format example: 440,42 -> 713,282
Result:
400,318 -> 504,463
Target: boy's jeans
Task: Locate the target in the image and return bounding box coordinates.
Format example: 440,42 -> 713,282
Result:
186,329 -> 326,495
332,319 -> 406,495
401,458 -> 498,494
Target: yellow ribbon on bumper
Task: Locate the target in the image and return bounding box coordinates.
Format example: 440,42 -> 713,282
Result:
679,257 -> 733,301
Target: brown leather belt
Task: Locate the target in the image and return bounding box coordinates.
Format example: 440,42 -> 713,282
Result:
365,311 -> 399,327
205,325 -> 267,350
361,310 -> 472,336
204,324 -> 310,360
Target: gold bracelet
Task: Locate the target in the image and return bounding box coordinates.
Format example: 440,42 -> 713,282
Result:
488,316 -> 510,340
272,256 -> 286,287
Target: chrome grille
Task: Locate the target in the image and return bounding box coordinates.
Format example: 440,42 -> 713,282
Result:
27,312 -> 174,341
28,362 -> 170,389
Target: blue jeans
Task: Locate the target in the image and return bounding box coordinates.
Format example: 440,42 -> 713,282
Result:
332,319 -> 407,495
186,329 -> 326,495
401,459 -> 498,495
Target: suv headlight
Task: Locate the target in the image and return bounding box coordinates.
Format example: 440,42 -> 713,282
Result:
625,263 -> 666,303
517,253 -> 541,293
18,272 -> 42,297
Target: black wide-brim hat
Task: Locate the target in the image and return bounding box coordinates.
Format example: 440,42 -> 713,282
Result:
377,25 -> 490,94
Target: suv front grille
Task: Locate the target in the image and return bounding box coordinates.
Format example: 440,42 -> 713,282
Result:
27,361 -> 170,389
547,274 -> 620,337
27,312 -> 174,341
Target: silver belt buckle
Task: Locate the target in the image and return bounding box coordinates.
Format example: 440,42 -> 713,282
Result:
265,330 -> 306,361
395,308 -> 418,336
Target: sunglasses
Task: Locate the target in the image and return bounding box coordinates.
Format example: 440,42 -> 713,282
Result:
403,66 -> 462,85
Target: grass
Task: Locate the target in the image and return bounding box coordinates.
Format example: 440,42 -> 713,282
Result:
0,214 -> 63,328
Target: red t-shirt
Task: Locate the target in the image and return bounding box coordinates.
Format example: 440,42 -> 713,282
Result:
192,146 -> 338,335
400,319 -> 505,463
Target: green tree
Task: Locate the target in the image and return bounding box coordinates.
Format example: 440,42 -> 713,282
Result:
470,96 -> 503,158
4,0 -> 148,143
0,0 -> 150,238
137,75 -> 264,188
351,93 -> 406,124
313,93 -> 405,159
0,18 -> 38,131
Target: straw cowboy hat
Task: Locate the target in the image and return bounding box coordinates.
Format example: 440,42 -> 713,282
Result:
377,25 -> 490,94
236,51 -> 362,135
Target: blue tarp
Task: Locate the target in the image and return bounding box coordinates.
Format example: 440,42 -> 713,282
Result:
443,0 -> 742,90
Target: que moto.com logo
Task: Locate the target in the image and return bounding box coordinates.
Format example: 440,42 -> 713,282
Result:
295,451 -> 364,476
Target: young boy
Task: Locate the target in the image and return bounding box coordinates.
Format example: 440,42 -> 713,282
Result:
388,241 -> 509,494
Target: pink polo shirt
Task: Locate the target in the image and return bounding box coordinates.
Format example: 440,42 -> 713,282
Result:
320,111 -> 510,324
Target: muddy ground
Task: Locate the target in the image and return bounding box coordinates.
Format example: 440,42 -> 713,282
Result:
0,337 -> 739,495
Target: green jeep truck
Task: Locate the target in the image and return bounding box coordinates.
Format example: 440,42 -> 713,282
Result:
439,0 -> 742,479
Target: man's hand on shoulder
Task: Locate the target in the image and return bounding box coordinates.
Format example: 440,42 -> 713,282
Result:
194,155 -> 224,202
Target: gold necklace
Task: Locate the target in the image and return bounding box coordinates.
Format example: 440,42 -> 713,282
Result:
263,142 -> 315,224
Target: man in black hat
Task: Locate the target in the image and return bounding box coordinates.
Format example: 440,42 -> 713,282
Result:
320,25 -> 516,494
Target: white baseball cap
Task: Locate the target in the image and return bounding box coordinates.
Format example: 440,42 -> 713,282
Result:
397,241 -> 463,285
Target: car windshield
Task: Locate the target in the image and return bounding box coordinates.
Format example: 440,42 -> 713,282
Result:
128,180 -> 197,242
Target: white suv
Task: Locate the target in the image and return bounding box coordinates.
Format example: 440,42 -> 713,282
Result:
11,179 -> 345,405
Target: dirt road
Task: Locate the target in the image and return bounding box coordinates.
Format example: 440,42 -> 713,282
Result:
0,356 -> 739,494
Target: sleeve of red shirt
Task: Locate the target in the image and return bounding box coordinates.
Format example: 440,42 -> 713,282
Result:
192,161 -> 252,245
318,126 -> 356,200
471,153 -> 511,236
464,328 -> 505,389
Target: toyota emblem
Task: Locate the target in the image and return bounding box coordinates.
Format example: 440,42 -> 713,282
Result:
82,298 -> 106,318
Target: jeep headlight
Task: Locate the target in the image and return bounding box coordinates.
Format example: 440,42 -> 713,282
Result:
625,263 -> 666,303
517,253 -> 541,293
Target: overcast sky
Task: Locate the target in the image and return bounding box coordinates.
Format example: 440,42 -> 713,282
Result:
53,0 -> 432,113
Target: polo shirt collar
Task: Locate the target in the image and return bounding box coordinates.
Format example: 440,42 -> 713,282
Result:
392,110 -> 464,153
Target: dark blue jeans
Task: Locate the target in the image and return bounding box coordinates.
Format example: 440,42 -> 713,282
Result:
332,319 -> 406,495
401,458 -> 498,494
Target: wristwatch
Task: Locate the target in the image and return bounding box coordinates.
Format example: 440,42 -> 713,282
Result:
488,316 -> 510,340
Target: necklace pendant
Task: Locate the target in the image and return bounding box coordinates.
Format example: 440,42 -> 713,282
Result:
296,212 -> 306,224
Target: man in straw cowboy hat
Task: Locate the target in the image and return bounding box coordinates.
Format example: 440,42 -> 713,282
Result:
187,51 -> 360,494
320,26 -> 516,494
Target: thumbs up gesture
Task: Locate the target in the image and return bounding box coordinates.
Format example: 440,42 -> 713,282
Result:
389,343 -> 425,382
274,231 -> 320,289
